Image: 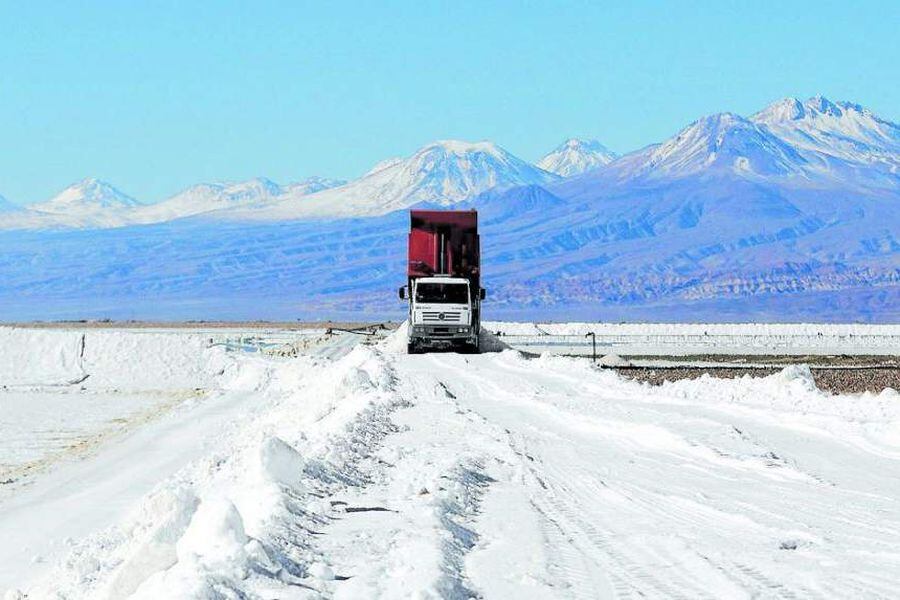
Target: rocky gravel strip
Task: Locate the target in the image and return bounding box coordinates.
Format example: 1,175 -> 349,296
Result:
616,366 -> 900,394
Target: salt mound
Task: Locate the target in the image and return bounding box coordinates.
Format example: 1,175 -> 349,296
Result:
258,436 -> 305,489
775,364 -> 818,392
102,486 -> 200,597
175,498 -> 248,570
379,321 -> 409,354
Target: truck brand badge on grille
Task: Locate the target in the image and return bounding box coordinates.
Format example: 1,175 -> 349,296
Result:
438,313 -> 445,320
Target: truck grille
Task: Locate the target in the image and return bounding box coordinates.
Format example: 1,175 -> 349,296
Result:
421,311 -> 462,323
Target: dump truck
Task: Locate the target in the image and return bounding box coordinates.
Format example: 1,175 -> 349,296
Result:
398,209 -> 485,353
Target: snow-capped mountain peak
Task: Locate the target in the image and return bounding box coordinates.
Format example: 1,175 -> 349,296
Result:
629,112 -> 807,178
537,138 -> 618,177
407,140 -> 531,176
164,178 -> 282,208
806,95 -> 843,117
161,175 -> 346,212
133,177 -> 289,223
588,98 -> 899,189
425,139 -> 504,156
400,139 -> 556,197
31,178 -> 140,215
753,95 -> 871,125
376,139 -> 560,206
751,97 -> 807,122
751,96 -> 900,172
757,95 -> 876,120
248,139 -> 561,219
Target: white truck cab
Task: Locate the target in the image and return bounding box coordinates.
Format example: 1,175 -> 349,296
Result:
401,276 -> 479,353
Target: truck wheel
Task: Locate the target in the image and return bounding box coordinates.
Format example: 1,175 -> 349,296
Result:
407,343 -> 419,355
458,341 -> 479,354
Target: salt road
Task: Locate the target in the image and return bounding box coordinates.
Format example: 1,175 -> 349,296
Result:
2,327 -> 899,598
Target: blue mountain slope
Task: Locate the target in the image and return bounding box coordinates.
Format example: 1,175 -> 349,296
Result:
0,215 -> 409,321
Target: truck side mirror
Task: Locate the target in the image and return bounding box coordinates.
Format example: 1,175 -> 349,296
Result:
479,288 -> 486,300
398,286 -> 406,300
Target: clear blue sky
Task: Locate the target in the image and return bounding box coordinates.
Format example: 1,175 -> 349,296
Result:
1,0 -> 897,204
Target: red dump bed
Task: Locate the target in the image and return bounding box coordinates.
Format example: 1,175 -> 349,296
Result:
408,210 -> 480,287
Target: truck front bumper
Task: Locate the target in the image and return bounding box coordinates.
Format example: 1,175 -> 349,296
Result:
409,325 -> 475,344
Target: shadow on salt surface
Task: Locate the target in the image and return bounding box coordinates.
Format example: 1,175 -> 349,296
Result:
480,328 -> 511,353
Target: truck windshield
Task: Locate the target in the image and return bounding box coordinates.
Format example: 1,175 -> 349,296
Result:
415,283 -> 469,304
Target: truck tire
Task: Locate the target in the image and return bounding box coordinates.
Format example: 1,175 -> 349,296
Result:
407,343 -> 419,355
458,341 -> 479,354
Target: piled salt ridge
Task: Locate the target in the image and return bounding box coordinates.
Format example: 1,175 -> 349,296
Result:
21,344 -> 400,598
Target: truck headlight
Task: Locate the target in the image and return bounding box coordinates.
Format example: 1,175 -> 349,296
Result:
457,327 -> 468,333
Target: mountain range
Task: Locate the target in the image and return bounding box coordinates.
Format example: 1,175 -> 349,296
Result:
0,95 -> 897,322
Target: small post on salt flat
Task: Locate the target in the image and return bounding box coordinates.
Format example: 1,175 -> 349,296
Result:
585,332 -> 596,363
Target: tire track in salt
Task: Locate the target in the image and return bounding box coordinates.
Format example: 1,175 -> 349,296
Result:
464,352 -> 898,599
414,351 -> 900,599
432,355 -> 722,599
435,353 -> 819,598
